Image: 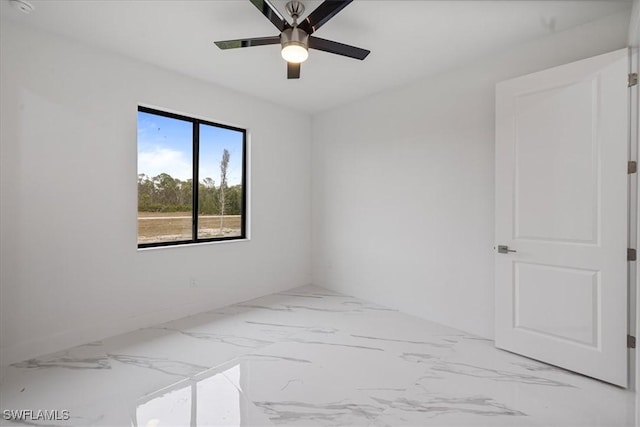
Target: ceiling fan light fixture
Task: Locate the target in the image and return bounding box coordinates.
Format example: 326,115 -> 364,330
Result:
281,27 -> 309,63
281,43 -> 308,63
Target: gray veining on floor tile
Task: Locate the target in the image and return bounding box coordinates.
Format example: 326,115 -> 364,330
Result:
150,326 -> 275,349
399,352 -> 437,364
428,361 -> 574,387
242,354 -> 313,364
371,395 -> 527,418
245,320 -> 339,335
1,284 -> 636,427
10,343 -> 111,371
235,303 -> 294,312
351,333 -> 456,348
286,337 -> 385,352
277,292 -> 325,299
108,354 -> 208,377
11,357 -> 110,371
253,400 -> 385,425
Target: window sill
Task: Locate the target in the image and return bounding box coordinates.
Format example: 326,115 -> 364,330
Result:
137,237 -> 250,252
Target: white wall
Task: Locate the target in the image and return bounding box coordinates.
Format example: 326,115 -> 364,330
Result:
311,11 -> 631,339
630,0 -> 640,47
0,22 -> 311,365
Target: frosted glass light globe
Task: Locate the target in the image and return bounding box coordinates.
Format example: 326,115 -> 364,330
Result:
281,44 -> 308,63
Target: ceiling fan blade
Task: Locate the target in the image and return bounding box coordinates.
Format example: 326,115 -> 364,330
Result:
309,36 -> 370,60
249,0 -> 290,32
298,0 -> 353,35
287,62 -> 301,79
214,36 -> 281,50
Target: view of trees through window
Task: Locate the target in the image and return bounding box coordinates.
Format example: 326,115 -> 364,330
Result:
137,107 -> 245,247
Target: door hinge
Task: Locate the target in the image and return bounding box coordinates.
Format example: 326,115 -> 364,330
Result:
630,161 -> 638,174
629,248 -> 637,261
628,335 -> 636,349
630,73 -> 639,87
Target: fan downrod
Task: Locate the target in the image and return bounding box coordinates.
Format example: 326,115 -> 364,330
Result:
285,1 -> 305,24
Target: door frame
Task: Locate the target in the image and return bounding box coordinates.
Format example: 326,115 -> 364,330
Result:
630,45 -> 639,392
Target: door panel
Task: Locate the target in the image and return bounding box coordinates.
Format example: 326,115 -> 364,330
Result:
495,48 -> 629,387
514,262 -> 598,347
515,78 -> 598,243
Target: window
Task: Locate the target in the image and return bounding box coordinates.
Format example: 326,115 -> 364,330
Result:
137,106 -> 246,247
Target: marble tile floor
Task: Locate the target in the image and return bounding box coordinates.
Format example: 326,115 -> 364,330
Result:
0,285 -> 637,426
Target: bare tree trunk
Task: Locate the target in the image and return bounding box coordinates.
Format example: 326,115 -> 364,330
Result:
218,149 -> 230,235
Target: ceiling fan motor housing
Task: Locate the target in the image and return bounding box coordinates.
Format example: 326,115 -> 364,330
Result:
281,27 -> 309,50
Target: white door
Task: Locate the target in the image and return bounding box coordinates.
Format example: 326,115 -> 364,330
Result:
495,48 -> 630,387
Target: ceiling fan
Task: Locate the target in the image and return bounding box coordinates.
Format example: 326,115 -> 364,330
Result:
214,0 -> 370,79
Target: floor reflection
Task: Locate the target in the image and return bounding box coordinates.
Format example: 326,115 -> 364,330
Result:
135,364 -> 243,427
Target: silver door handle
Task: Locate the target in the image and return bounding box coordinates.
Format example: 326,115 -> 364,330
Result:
497,245 -> 516,254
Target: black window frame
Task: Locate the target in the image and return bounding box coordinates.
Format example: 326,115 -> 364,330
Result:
137,106 -> 247,248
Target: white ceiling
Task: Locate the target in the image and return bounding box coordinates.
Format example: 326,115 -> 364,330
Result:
0,0 -> 633,113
